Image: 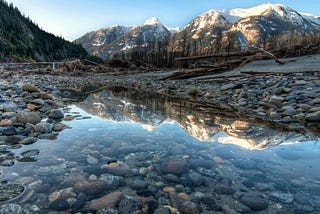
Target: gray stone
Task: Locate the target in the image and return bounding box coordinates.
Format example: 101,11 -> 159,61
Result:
189,172 -> 204,186
270,95 -> 285,102
16,112 -> 41,125
129,179 -> 148,190
270,192 -> 294,204
21,84 -> 39,92
214,184 -> 236,195
240,194 -> 268,211
101,161 -> 131,176
305,111 -> 320,122
48,109 -> 64,119
19,137 -> 38,145
160,159 -> 187,175
34,122 -> 53,133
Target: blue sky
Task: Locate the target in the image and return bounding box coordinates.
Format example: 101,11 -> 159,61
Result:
6,0 -> 320,41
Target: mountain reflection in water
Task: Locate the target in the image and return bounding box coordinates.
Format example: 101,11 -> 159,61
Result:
76,90 -> 318,150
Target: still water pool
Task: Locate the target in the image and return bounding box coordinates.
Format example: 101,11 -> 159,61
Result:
1,90 -> 319,213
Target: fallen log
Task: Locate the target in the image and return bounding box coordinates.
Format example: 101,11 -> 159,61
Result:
175,50 -> 260,61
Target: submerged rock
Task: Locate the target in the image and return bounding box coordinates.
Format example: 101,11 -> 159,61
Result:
240,194 -> 268,211
89,191 -> 124,210
160,159 -> 187,175
101,161 -> 131,176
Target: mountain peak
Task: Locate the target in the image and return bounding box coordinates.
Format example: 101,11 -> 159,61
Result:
144,17 -> 161,25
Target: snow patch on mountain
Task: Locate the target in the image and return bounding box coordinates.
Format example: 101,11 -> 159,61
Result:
300,12 -> 320,26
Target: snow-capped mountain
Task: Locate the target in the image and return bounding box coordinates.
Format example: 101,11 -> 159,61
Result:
76,17 -> 171,59
171,3 -> 320,52
75,25 -> 133,56
76,3 -> 320,60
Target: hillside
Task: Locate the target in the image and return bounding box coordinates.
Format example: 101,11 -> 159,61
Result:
0,0 -> 88,62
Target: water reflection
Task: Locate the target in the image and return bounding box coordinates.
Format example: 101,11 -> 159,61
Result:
77,90 -> 318,150
0,90 -> 318,213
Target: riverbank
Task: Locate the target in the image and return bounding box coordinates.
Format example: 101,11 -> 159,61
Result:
1,55 -> 320,137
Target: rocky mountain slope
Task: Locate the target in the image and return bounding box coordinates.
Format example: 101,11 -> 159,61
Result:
76,17 -> 171,60
76,3 -> 320,61
0,0 -> 88,62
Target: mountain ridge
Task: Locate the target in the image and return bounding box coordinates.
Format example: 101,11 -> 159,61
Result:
76,3 -> 320,64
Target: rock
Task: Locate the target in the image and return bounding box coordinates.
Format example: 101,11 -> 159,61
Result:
148,199 -> 159,214
0,204 -> 22,214
89,191 -> 124,210
118,199 -> 142,214
21,84 -> 39,92
52,123 -> 68,132
48,109 -> 64,119
16,112 -> 41,125
270,95 -> 285,102
189,172 -> 204,186
50,198 -> 69,211
48,191 -> 62,203
74,180 -> 107,195
87,155 -> 99,165
129,179 -> 148,190
270,192 -> 294,204
234,160 -> 257,170
154,207 -> 171,214
19,137 -> 38,145
269,112 -> 282,120
2,126 -> 16,135
99,174 -> 123,189
101,161 -> 131,176
189,159 -> 214,169
240,194 -> 268,211
34,122 -> 53,133
214,184 -> 236,195
0,119 -> 13,127
221,84 -> 236,91
178,201 -> 200,214
163,174 -> 180,183
31,99 -> 45,106
305,111 -> 320,122
26,104 -> 37,111
160,159 -> 187,175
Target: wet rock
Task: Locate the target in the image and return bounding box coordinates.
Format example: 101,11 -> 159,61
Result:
118,199 -> 142,214
0,119 -> 14,127
0,136 -> 22,144
160,159 -> 187,175
19,137 -> 38,145
16,112 -> 41,125
189,159 -> 214,169
72,192 -> 86,210
87,155 -> 99,165
21,84 -> 39,92
89,191 -> 124,210
214,184 -> 236,195
189,172 -> 204,186
129,179 -> 148,190
148,199 -> 159,214
48,191 -> 62,203
234,160 -> 257,170
34,122 -> 53,133
48,109 -> 64,119
305,111 -> 320,122
0,204 -> 22,214
163,174 -> 180,183
0,184 -> 25,202
154,207 -> 171,214
178,201 -> 200,214
240,194 -> 268,211
74,180 -> 107,195
50,198 -> 69,211
101,161 -> 131,176
99,174 -> 124,189
2,126 -> 16,135
270,192 -> 294,204
52,123 -> 68,132
136,185 -> 157,197
20,149 -> 40,158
